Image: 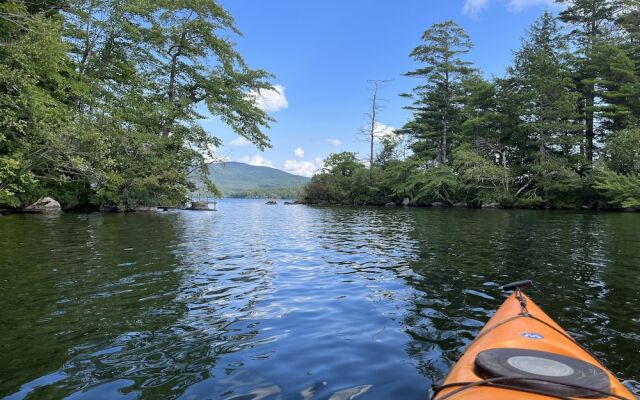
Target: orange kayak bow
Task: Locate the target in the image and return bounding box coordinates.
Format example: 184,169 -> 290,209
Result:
432,281 -> 637,400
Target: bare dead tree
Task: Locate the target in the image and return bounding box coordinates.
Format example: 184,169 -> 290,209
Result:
362,79 -> 391,170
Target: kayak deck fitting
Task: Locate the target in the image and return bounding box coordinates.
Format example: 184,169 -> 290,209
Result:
431,280 -> 637,400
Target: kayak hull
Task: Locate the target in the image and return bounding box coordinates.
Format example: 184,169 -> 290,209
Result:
433,292 -> 635,400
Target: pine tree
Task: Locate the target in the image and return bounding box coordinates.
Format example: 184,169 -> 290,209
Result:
505,12 -> 584,205
509,12 -> 582,160
555,0 -> 621,164
402,20 -> 475,164
616,0 -> 640,122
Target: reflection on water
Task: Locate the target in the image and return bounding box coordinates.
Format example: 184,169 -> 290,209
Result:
0,201 -> 638,399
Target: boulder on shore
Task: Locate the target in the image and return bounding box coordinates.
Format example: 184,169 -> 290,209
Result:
431,202 -> 448,208
401,197 -> 411,207
453,202 -> 468,208
482,202 -> 501,209
134,206 -> 156,212
23,197 -> 62,214
189,201 -> 216,211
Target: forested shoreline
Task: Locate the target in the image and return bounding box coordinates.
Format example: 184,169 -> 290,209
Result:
301,1 -> 640,210
1,0 -> 273,212
3,1 -> 640,213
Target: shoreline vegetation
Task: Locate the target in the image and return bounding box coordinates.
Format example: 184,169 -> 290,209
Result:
1,0 -> 274,213
300,5 -> 640,212
2,1 -> 639,214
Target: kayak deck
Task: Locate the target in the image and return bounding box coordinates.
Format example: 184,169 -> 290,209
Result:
433,290 -> 636,400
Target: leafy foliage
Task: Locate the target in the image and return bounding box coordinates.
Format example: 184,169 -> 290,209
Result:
604,128 -> 640,174
0,0 -> 273,210
593,168 -> 640,208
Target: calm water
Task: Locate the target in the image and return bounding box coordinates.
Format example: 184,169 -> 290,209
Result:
1,200 -> 639,399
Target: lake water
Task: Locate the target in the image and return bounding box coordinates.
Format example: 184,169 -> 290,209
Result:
1,199 -> 639,399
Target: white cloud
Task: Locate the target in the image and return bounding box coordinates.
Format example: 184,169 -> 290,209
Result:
463,0 -> 490,16
507,0 -> 555,12
283,158 -> 323,177
373,122 -> 397,141
202,143 -> 231,163
240,154 -> 274,168
326,138 -> 342,147
361,122 -> 397,141
229,136 -> 252,147
294,147 -> 304,158
248,84 -> 288,113
463,0 -> 557,15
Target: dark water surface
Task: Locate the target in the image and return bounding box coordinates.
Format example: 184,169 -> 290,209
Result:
1,200 -> 639,399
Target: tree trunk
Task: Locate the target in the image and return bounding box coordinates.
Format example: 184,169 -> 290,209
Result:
162,32 -> 187,137
369,85 -> 377,169
585,92 -> 595,164
442,70 -> 449,165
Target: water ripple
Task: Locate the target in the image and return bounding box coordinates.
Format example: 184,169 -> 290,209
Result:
0,202 -> 638,399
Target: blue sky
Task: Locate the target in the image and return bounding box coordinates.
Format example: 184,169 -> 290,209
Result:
203,0 -> 559,176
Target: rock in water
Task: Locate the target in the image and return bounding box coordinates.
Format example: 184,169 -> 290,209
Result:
482,202 -> 501,208
431,202 -> 448,208
402,197 -> 411,206
24,197 -> 62,214
189,201 -> 216,211
453,202 -> 468,208
134,206 -> 156,212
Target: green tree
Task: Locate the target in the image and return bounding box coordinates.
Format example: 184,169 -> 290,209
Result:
0,1 -> 107,208
593,167 -> 640,208
452,145 -> 513,205
300,152 -> 367,205
617,0 -> 640,75
555,0 -> 623,164
604,127 -> 640,174
375,135 -> 401,168
509,12 -> 582,161
381,159 -> 422,202
0,0 -> 275,210
409,165 -> 460,205
322,152 -> 363,177
402,20 -> 475,164
503,12 -> 584,206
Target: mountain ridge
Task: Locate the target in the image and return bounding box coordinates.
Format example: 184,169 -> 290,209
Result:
207,162 -> 310,197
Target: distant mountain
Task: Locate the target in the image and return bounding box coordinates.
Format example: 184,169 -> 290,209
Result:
207,162 -> 310,197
